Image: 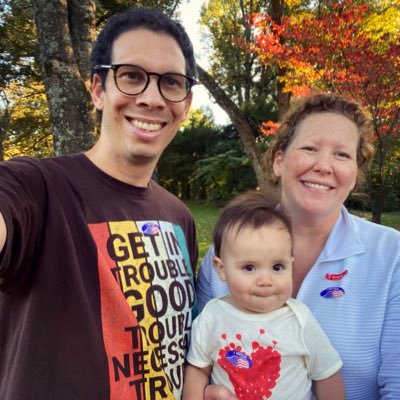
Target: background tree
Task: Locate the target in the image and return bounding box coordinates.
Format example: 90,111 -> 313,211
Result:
197,0 -> 281,188
30,0 -> 97,155
96,0 -> 181,21
0,0 -> 52,159
158,108 -> 258,203
2,81 -> 52,159
0,0 -> 184,157
249,0 -> 400,222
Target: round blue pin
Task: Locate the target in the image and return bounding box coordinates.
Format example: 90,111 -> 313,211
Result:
141,222 -> 160,235
225,350 -> 252,369
320,287 -> 345,298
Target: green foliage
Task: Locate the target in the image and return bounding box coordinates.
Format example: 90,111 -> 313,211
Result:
242,93 -> 278,135
0,0 -> 41,84
158,109 -> 257,203
191,149 -> 257,204
158,110 -> 221,200
199,0 -> 276,113
96,0 -> 183,24
0,0 -> 52,158
3,81 -> 53,159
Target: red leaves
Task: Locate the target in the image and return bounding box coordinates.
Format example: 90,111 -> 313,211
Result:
247,0 -> 400,138
261,120 -> 280,136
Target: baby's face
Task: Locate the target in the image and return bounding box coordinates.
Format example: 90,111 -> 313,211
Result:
214,223 -> 293,314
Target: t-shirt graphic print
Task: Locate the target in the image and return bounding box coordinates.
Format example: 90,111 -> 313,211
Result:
89,219 -> 195,400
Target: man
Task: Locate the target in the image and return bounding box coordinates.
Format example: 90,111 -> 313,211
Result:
0,8 -> 198,399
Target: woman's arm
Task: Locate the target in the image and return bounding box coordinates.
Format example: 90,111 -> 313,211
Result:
379,256 -> 400,397
315,372 -> 345,400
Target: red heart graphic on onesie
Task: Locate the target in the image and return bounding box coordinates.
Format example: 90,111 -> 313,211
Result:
217,332 -> 281,399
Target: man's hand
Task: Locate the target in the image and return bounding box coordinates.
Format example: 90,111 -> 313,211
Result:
204,384 -> 237,400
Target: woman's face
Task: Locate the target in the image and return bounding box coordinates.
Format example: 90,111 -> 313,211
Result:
273,112 -> 359,222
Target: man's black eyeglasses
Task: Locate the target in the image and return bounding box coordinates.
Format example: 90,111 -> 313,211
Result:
94,64 -> 198,103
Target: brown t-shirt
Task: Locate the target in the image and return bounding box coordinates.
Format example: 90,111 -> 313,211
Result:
0,154 -> 198,400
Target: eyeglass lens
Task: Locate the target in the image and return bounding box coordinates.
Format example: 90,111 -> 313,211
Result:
114,65 -> 190,102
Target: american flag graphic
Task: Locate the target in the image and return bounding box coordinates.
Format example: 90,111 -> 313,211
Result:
226,350 -> 252,369
142,222 -> 160,235
320,287 -> 345,298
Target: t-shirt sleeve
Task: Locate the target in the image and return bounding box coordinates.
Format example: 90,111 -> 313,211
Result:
186,304 -> 214,368
0,158 -> 47,292
303,308 -> 343,380
186,213 -> 198,276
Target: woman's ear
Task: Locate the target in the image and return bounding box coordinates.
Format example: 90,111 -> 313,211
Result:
213,256 -> 227,281
272,149 -> 283,178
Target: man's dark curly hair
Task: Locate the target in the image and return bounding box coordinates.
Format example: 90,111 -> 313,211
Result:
89,7 -> 197,86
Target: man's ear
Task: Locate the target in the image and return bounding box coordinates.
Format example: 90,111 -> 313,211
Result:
213,256 -> 227,281
91,74 -> 105,111
180,90 -> 193,123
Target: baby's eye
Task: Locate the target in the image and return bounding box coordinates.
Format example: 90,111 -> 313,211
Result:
272,264 -> 285,272
242,264 -> 256,272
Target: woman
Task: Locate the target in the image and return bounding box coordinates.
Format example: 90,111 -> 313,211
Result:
198,93 -> 400,399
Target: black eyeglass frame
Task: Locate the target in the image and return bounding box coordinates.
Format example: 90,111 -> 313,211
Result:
94,64 -> 198,103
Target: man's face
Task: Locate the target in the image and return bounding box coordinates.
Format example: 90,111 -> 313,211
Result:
91,28 -> 192,174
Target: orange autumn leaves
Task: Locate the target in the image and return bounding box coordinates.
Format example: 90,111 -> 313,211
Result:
247,0 -> 400,139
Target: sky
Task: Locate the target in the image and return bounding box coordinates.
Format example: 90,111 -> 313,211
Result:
179,1 -> 230,125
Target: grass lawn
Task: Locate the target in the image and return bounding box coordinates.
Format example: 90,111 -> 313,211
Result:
350,210 -> 400,231
187,203 -> 220,264
188,202 -> 400,263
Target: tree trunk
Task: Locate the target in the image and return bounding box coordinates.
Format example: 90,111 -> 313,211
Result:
197,65 -> 280,201
276,74 -> 291,118
68,0 -> 96,84
30,0 -> 96,155
366,169 -> 383,224
270,0 -> 291,118
371,201 -> 383,224
197,65 -> 265,187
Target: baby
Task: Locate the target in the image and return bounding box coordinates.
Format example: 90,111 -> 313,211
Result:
184,190 -> 345,400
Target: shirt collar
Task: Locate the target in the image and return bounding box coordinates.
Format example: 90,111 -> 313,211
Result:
318,206 -> 365,263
